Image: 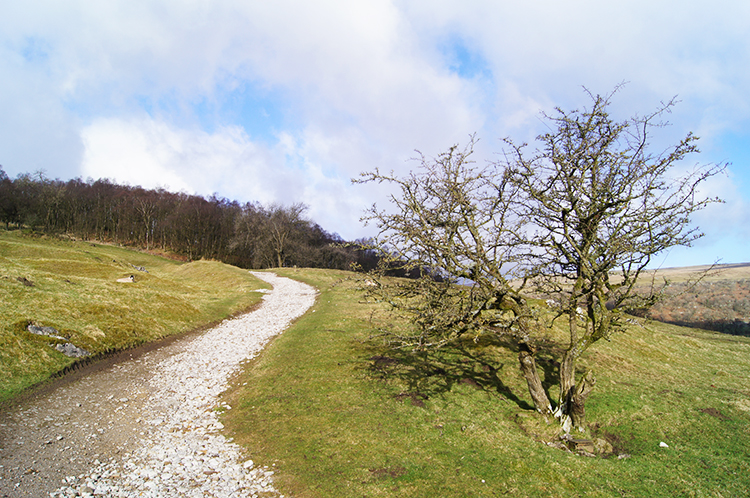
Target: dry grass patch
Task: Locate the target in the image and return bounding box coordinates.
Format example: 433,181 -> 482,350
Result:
0,230 -> 267,401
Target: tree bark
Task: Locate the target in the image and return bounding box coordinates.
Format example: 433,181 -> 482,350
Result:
558,348 -> 577,414
518,341 -> 552,414
569,370 -> 596,430
556,348 -> 596,433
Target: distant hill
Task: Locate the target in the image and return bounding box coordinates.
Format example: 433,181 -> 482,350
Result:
636,263 -> 750,336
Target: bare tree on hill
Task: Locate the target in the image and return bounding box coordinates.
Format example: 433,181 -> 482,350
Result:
356,86 -> 725,432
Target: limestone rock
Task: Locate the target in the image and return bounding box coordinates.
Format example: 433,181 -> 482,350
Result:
54,343 -> 90,358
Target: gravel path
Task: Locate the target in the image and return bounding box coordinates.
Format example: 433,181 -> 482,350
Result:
0,272 -> 317,498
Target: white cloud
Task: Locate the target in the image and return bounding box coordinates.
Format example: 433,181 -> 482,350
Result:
81,117 -> 275,200
81,118 -> 193,192
0,38 -> 83,177
79,116 -> 377,239
2,0 -> 750,262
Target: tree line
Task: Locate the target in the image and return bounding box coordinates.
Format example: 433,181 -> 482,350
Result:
0,168 -> 379,271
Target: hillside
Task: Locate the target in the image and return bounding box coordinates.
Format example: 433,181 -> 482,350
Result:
0,230 -> 269,402
222,267 -> 750,497
636,263 -> 750,336
2,235 -> 748,496
0,170 -> 374,271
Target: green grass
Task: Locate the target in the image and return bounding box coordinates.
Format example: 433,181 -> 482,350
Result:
222,268 -> 750,497
0,230 -> 269,401
3,234 -> 747,496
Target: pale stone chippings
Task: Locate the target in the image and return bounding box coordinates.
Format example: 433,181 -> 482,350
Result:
41,272 -> 316,498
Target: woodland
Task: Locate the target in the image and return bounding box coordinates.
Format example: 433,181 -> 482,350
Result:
0,167 -> 377,271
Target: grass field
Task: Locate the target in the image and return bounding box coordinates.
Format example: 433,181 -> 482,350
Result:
0,230 -> 268,402
3,232 -> 748,496
222,268 -> 750,497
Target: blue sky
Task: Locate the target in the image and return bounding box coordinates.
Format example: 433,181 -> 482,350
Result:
1,0 -> 748,268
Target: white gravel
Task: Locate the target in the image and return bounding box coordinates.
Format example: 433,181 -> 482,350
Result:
50,272 -> 316,498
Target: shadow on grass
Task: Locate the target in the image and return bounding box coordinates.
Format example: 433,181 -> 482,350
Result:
362,333 -> 536,411
658,318 -> 750,337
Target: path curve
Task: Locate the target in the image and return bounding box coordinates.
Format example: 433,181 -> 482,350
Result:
0,272 -> 316,498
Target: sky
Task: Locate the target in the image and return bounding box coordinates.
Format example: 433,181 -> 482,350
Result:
1,0 -> 748,268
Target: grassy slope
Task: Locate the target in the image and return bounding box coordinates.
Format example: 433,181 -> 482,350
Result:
0,230 -> 269,401
223,268 -> 750,498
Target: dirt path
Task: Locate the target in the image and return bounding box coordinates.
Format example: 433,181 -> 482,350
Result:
0,272 -> 316,497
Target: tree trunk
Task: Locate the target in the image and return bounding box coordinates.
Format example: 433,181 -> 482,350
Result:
558,348 -> 576,414
556,348 -> 596,433
518,341 -> 552,414
569,370 -> 596,430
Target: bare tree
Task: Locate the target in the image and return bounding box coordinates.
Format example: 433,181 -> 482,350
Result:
134,191 -> 158,251
267,202 -> 309,268
231,202 -> 311,268
0,167 -> 18,229
355,138 -> 554,414
503,87 -> 724,430
356,88 -> 725,432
